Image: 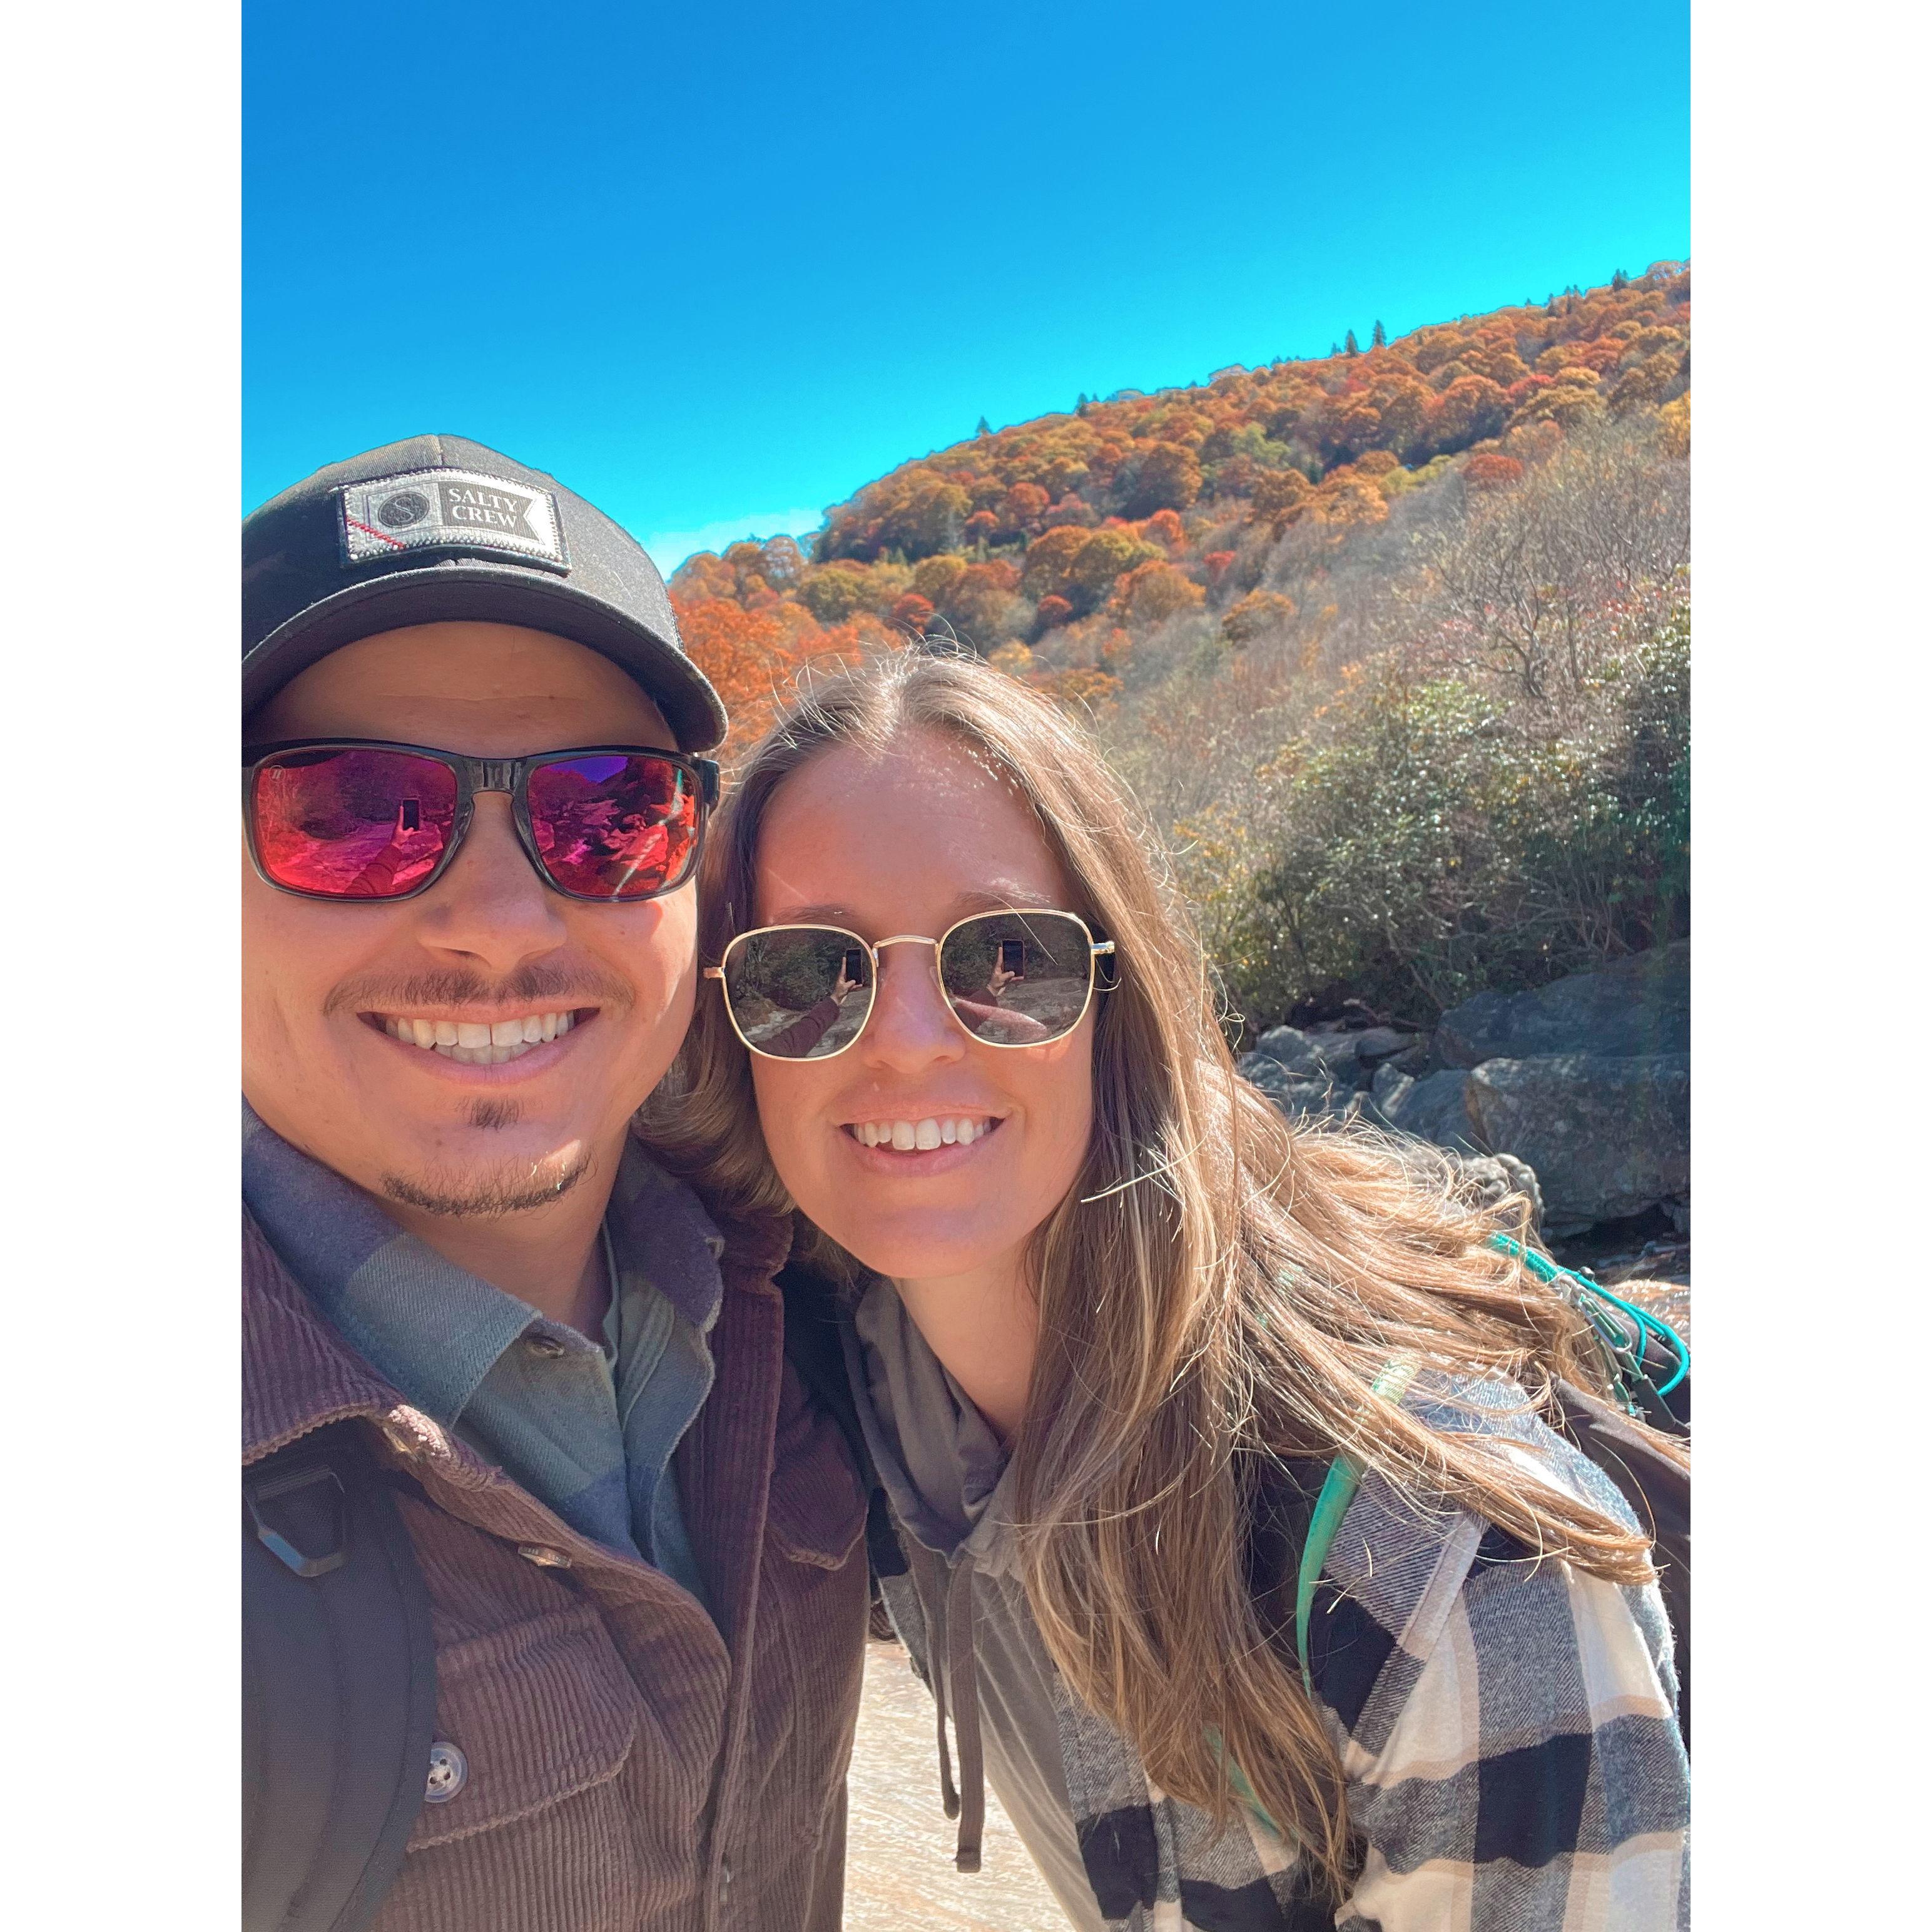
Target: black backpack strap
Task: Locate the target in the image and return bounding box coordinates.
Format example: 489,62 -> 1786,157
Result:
1548,1376 -> 1691,1751
243,1423 -> 438,1932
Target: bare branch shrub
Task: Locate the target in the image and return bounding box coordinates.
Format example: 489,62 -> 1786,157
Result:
1093,414 -> 1689,1035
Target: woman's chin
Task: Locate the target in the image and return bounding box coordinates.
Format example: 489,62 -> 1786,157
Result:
823,1219 -> 1017,1287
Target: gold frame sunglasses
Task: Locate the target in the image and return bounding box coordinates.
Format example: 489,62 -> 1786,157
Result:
703,907 -> 1117,1062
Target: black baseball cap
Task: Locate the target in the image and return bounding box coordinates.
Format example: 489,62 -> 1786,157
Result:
242,434 -> 726,751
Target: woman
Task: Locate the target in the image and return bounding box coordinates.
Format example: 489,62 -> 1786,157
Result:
646,647 -> 1689,1930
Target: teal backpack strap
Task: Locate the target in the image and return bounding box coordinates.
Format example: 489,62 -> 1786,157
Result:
1216,1354 -> 1420,1841
1489,1232 -> 1689,1416
1293,1462 -> 1358,1699
1294,1355 -> 1420,1694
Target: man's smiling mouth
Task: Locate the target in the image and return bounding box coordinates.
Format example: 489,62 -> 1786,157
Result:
364,1009 -> 584,1065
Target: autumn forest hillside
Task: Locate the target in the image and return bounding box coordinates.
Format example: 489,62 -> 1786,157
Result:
672,264 -> 1690,1036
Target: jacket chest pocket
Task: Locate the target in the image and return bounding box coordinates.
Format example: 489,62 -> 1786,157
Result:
405,1600 -> 641,1850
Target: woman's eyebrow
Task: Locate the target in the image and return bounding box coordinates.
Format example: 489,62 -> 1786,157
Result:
950,887 -> 1039,916
765,902 -> 858,927
760,888 -> 1059,929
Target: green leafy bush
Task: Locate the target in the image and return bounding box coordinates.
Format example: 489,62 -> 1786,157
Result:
1179,604 -> 1689,1033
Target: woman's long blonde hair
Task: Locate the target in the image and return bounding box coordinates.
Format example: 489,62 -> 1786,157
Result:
644,646 -> 1682,1896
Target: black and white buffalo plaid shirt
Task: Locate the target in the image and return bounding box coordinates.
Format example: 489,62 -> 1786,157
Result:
880,1370 -> 1689,1931
1291,1375 -> 1688,1929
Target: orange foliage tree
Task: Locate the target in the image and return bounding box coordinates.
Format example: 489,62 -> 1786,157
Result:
673,594 -> 890,761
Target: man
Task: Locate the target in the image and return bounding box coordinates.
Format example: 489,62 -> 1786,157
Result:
242,436 -> 869,1931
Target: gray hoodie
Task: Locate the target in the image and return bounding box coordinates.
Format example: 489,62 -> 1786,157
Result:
845,1279 -> 1103,1926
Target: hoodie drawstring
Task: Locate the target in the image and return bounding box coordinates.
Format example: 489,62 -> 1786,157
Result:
912,1544 -> 985,1873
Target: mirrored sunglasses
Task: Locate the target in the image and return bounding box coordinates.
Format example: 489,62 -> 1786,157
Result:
243,740 -> 718,903
705,908 -> 1116,1060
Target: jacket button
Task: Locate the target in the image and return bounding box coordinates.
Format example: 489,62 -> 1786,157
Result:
524,1331 -> 569,1360
517,1543 -> 571,1568
424,1741 -> 468,1803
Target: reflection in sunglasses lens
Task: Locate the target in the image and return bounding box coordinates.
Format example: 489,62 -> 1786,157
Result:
724,928 -> 875,1059
940,912 -> 1092,1045
252,748 -> 459,898
528,755 -> 699,900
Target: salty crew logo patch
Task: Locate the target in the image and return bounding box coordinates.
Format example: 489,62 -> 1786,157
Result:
338,469 -> 569,571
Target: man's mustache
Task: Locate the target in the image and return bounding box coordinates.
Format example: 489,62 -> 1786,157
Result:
324,962 -> 638,1017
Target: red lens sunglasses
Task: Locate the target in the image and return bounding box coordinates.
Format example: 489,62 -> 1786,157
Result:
243,739 -> 719,903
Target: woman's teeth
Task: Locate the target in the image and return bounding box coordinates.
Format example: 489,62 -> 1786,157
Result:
850,1117 -> 994,1151
379,1011 -> 574,1065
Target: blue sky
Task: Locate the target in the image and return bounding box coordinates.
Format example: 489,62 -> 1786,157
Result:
245,3 -> 1688,572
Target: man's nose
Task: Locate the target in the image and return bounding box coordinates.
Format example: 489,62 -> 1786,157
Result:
859,943 -> 965,1072
412,794 -> 569,969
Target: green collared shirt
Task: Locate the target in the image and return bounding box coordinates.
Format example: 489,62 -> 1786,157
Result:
242,1102 -> 721,1613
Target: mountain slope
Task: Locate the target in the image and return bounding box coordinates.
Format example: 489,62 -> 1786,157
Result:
671,264 -> 1688,745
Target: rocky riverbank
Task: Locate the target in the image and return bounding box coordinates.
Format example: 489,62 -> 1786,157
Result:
1237,941 -> 1691,1272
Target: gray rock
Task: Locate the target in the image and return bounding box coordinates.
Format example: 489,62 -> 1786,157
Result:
1293,1024 -> 1412,1092
1455,1152 -> 1545,1227
1466,1052 -> 1690,1226
1244,1054 -> 1543,1228
1370,1062 -> 1411,1107
1238,1051 -> 1321,1106
1346,1026 -> 1416,1064
1381,1140 -> 1545,1233
1250,1025 -> 1326,1077
1477,1152 -> 1545,1229
1300,1025 -> 1371,1072
1236,1052 -> 1362,1124
1542,1218 -> 1596,1243
1377,1068 -> 1482,1155
1436,940 -> 1689,1068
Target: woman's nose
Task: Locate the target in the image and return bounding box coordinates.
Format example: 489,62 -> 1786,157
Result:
860,943 -> 965,1069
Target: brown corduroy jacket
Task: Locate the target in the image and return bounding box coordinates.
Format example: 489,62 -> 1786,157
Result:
242,1196 -> 871,1932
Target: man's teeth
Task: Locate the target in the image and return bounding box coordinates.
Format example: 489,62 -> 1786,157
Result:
380,1011 -> 574,1064
851,1117 -> 992,1150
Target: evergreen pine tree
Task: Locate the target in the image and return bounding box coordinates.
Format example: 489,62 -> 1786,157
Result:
976,415 -> 991,437
1330,342 -> 1341,357
1344,330 -> 1360,355
1371,319 -> 1386,347
1611,267 -> 1629,291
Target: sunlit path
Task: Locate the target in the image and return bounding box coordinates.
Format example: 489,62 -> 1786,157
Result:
845,1642 -> 1070,1931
